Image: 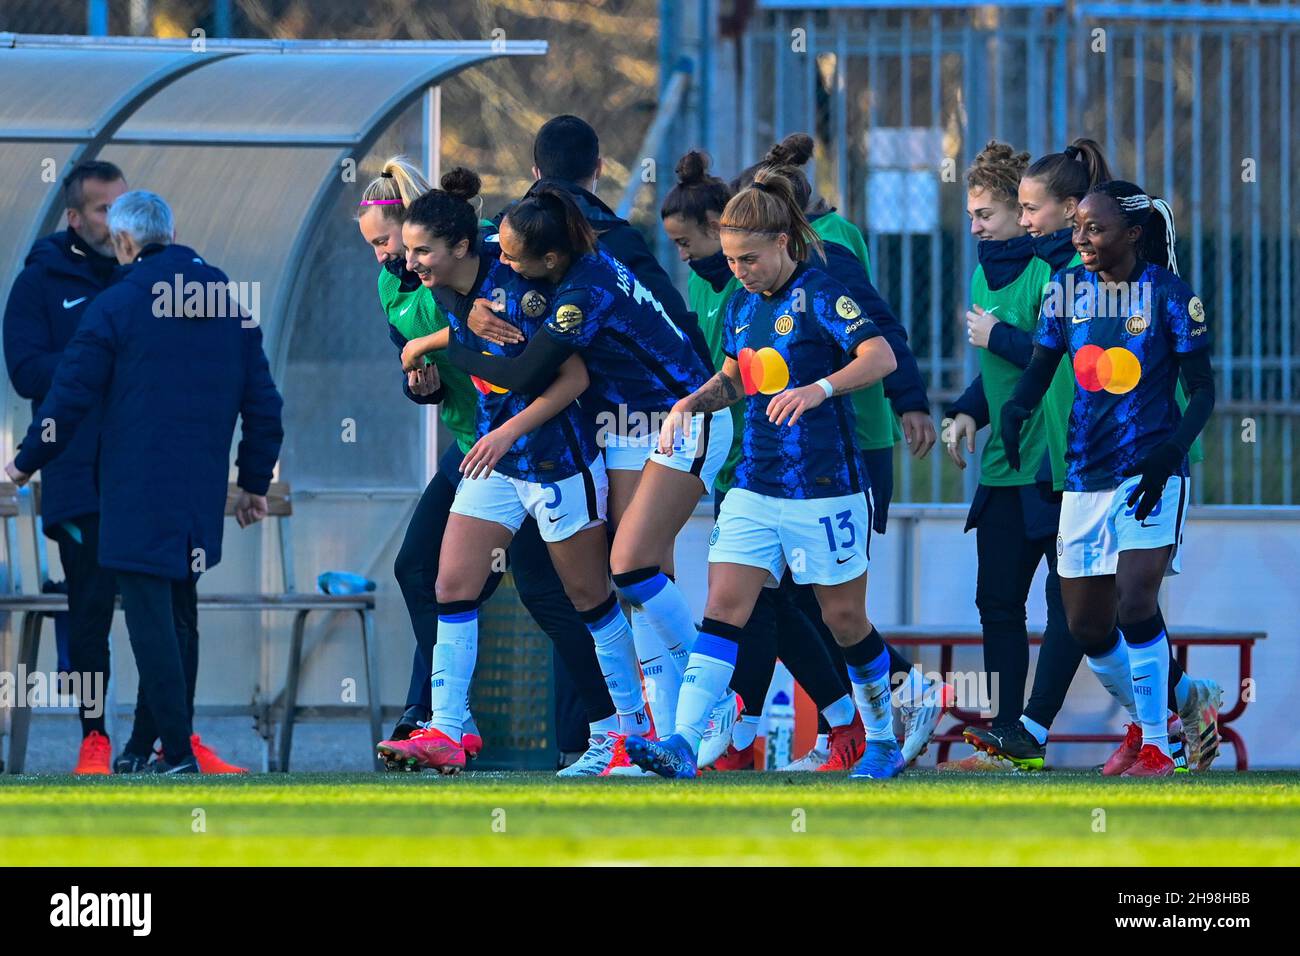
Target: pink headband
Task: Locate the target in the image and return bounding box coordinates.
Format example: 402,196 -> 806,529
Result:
359,198 -> 403,206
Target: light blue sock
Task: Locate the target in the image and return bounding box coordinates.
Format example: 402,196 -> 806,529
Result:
630,606 -> 681,736
847,648 -> 894,742
618,572 -> 695,676
429,609 -> 477,741
675,630 -> 738,752
1019,714 -> 1049,746
822,693 -> 856,729
1085,631 -> 1139,721
584,601 -> 651,736
589,714 -> 618,737
1124,626 -> 1171,756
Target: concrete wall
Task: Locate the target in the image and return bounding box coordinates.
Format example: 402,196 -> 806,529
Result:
5,497 -> 1295,768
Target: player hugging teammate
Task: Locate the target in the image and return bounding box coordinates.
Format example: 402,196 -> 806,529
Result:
361,113 -> 1218,781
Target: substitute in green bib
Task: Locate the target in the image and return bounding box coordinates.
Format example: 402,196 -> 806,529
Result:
355,158 -> 490,751
941,141 -> 1081,774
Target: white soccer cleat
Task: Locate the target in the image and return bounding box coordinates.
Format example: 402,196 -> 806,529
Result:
1179,678 -> 1224,772
900,680 -> 953,766
780,746 -> 829,772
696,691 -> 742,770
556,734 -> 618,777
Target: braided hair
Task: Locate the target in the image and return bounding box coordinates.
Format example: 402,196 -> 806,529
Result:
1088,180 -> 1179,275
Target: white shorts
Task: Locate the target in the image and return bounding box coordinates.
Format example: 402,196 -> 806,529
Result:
450,456 -> 608,543
603,409 -> 733,494
709,487 -> 871,587
1057,474 -> 1189,578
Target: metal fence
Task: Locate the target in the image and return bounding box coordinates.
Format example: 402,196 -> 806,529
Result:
664,0 -> 1300,505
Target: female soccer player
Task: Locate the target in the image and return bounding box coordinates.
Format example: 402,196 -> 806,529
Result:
660,149 -> 945,772
938,141 -> 1075,771
1001,180 -> 1216,778
378,169 -> 648,776
626,166 -> 903,780
662,150 -> 869,772
733,134 -> 935,495
438,188 -> 736,744
360,165 -> 624,776
950,142 -> 1221,772
354,157 -> 487,759
731,136 -> 950,768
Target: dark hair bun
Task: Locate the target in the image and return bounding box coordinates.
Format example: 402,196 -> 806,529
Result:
440,167 -> 481,202
765,132 -> 814,168
675,150 -> 711,186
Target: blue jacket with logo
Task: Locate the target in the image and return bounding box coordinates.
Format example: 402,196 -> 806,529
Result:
3,230 -> 116,529
14,244 -> 284,580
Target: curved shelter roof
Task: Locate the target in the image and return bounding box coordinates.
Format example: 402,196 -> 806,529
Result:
0,34 -> 546,366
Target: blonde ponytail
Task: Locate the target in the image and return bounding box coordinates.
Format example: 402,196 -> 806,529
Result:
356,155 -> 432,220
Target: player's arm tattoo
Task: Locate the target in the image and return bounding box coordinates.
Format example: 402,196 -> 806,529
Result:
683,370 -> 742,414
825,378 -> 868,398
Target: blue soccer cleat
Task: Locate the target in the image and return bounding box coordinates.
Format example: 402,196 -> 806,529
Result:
624,733 -> 698,779
849,739 -> 906,780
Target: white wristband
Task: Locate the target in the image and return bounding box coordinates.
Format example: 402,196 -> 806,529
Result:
815,377 -> 834,399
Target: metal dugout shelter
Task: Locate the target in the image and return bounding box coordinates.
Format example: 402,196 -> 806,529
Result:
0,34 -> 554,770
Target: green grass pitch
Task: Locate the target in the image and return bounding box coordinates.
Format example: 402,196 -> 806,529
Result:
1,771 -> 1297,867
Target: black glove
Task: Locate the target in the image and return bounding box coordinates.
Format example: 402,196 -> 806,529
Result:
999,401 -> 1033,472
1125,442 -> 1184,521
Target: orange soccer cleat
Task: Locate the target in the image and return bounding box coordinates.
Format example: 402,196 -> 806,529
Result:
74,731 -> 112,775
190,734 -> 249,774
817,713 -> 866,772
377,726 -> 466,774
707,742 -> 756,772
461,730 -> 483,761
1103,715 -> 1184,777
1120,744 -> 1177,778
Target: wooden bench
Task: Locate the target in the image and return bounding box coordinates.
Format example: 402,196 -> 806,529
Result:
0,481 -> 381,773
881,625 -> 1262,770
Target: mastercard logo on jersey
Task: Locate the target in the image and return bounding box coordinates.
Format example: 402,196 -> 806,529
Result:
1074,344 -> 1141,394
738,346 -> 791,395
470,351 -> 508,395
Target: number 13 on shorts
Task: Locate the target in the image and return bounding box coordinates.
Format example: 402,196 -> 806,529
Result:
819,510 -> 857,552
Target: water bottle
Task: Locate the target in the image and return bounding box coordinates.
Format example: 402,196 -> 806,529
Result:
316,571 -> 376,595
764,689 -> 795,770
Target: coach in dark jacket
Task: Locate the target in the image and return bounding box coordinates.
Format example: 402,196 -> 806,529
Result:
3,161 -> 126,758
7,190 -> 284,772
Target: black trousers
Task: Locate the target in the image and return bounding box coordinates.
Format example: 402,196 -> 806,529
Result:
117,571 -> 198,762
974,485 -> 1080,728
393,443 -> 613,750
48,514 -> 117,737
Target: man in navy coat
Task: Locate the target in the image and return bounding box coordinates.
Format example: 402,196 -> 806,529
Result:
3,161 -> 126,772
6,191 -> 284,773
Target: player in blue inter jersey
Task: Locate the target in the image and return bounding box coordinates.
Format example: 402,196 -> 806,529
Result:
376,169 -> 649,776
622,166 -> 904,780
1001,180 -> 1215,778
447,188 -> 738,763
